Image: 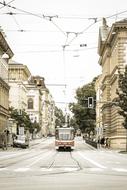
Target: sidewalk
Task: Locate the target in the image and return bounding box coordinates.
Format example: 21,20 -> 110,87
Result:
84,140 -> 124,154
0,137 -> 47,152
29,137 -> 47,146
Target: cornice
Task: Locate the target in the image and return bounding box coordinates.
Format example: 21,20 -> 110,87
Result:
0,77 -> 10,90
0,32 -> 14,58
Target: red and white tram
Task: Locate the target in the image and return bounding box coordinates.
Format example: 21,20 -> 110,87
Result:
55,127 -> 75,150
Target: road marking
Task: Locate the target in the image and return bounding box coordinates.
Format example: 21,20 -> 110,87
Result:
0,168 -> 7,171
88,168 -> 103,172
0,152 -> 29,160
41,168 -> 53,171
64,167 -> 78,171
112,168 -> 127,172
27,150 -> 54,167
77,151 -> 107,169
14,168 -> 30,172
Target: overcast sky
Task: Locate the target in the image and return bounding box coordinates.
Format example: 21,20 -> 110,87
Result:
0,0 -> 127,112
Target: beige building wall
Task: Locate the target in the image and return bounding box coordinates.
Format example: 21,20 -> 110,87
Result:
0,30 -> 13,132
8,61 -> 31,111
95,75 -> 103,140
26,76 -> 55,137
26,86 -> 41,124
97,19 -> 127,150
41,88 -> 55,137
9,82 -> 27,110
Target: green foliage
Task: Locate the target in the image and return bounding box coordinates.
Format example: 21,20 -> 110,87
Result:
116,66 -> 127,129
9,107 -> 33,132
54,106 -> 65,127
30,121 -> 41,133
69,77 -> 97,134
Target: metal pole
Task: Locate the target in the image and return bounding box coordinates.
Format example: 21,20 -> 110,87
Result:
126,128 -> 127,152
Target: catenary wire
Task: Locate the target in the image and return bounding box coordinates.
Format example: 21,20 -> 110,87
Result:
0,0 -> 15,10
1,1 -> 127,50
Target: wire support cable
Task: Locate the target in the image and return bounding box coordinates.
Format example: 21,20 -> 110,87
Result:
0,0 -> 15,10
0,1 -> 43,18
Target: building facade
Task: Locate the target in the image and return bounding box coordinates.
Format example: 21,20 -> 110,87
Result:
0,30 -> 13,133
8,61 -> 55,137
41,87 -> 55,136
8,60 -> 31,111
26,79 -> 42,137
26,76 -> 55,137
96,18 -> 127,149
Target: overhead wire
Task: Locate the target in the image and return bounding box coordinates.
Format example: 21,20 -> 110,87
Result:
58,16 -> 94,20
0,0 -> 15,10
1,1 -> 127,45
106,9 -> 127,19
1,1 -> 127,53
42,14 -> 67,37
65,10 -> 127,46
49,19 -> 67,37
6,5 -> 22,30
0,2 -> 67,37
0,1 -> 43,18
14,46 -> 97,54
2,1 -> 127,110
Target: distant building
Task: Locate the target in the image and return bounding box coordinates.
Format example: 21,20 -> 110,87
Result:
8,60 -> 31,111
96,18 -> 127,149
41,87 -> 55,136
26,76 -> 55,137
26,76 -> 43,135
8,61 -> 55,137
0,29 -> 14,132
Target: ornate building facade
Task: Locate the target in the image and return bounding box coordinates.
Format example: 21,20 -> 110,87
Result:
8,60 -> 31,111
0,30 -> 13,132
8,61 -> 55,137
26,76 -> 55,137
96,18 -> 127,149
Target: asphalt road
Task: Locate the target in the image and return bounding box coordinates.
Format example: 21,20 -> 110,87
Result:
0,136 -> 127,190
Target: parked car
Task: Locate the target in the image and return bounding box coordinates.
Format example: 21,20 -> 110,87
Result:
13,135 -> 29,148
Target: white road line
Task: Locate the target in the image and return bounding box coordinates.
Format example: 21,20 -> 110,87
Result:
0,152 -> 29,159
88,168 -> 103,171
0,168 -> 7,171
77,151 -> 107,169
14,168 -> 30,172
26,150 -> 53,167
41,168 -> 53,171
64,168 -> 78,171
112,168 -> 127,172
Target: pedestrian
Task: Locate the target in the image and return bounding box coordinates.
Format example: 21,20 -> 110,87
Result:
82,134 -> 85,140
1,131 -> 8,150
97,138 -> 101,149
106,137 -> 110,149
100,137 -> 105,148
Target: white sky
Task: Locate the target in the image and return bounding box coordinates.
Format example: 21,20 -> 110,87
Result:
0,0 -> 127,112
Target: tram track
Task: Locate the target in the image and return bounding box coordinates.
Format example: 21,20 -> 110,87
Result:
39,149 -> 83,175
70,151 -> 82,171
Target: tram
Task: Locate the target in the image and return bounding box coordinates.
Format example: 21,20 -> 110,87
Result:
55,127 -> 75,150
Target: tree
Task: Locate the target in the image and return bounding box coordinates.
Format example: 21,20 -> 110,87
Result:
116,66 -> 127,152
54,106 -> 65,128
69,77 -> 97,135
116,66 -> 127,129
116,65 -> 127,152
9,107 -> 32,133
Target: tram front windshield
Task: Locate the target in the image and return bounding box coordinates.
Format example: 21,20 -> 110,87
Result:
57,129 -> 74,140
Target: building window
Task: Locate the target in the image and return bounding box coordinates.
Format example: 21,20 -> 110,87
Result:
28,98 -> 34,109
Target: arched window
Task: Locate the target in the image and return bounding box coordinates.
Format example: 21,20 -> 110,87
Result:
28,98 -> 34,109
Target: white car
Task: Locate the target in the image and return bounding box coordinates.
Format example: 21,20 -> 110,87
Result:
13,135 -> 29,148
